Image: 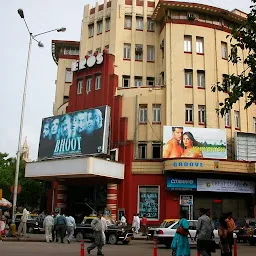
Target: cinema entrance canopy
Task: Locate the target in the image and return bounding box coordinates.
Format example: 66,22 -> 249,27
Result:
25,156 -> 124,180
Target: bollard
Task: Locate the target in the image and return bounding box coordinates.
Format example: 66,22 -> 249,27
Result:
234,238 -> 238,256
196,251 -> 200,256
80,239 -> 85,256
153,238 -> 158,256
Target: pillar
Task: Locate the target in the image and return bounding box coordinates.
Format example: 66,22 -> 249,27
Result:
106,183 -> 118,220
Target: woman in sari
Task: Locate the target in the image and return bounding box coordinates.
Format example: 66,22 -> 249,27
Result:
218,215 -> 232,256
171,210 -> 192,256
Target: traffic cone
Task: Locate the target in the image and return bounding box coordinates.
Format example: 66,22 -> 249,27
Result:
234,238 -> 238,256
153,238 -> 158,256
197,251 -> 200,256
80,239 -> 85,256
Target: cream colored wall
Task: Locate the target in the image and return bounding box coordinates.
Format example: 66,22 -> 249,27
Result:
53,58 -> 74,115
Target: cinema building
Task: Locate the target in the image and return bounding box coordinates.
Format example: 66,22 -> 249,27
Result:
26,0 -> 256,224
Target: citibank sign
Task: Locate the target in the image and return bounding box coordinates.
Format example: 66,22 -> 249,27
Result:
172,161 -> 203,168
71,53 -> 104,72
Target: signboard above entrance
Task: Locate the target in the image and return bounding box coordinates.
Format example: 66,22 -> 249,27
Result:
167,178 -> 197,191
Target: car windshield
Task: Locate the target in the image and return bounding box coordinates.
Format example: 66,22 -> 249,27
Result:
81,219 -> 94,225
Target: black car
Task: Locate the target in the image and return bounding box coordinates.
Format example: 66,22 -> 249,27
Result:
11,214 -> 44,234
74,217 -> 134,245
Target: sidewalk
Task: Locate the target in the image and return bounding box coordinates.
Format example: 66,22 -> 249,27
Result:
2,232 -> 148,242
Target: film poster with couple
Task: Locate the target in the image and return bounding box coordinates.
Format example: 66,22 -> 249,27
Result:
163,126 -> 227,159
38,106 -> 110,160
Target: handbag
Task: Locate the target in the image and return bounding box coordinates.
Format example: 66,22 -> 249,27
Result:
176,220 -> 189,236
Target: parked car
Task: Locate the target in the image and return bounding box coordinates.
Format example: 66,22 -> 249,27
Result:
153,220 -> 237,248
147,219 -> 179,240
74,216 -> 134,245
10,214 -> 44,234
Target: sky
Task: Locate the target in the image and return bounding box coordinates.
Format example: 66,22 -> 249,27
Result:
0,0 -> 253,161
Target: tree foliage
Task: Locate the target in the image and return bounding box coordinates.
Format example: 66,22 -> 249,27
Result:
0,152 -> 46,209
212,0 -> 256,116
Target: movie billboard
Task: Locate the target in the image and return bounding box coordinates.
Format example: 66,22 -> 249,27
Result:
38,106 -> 110,160
163,126 -> 227,159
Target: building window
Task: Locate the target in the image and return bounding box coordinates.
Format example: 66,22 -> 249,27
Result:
138,144 -> 147,159
152,143 -> 161,159
95,75 -> 101,90
184,35 -> 192,53
153,104 -> 161,123
147,18 -> 154,31
139,105 -> 148,123
135,44 -> 143,61
77,80 -> 83,94
123,43 -> 131,59
146,77 -> 155,87
185,104 -> 193,123
253,117 -> 256,133
96,47 -> 101,53
196,37 -> 204,54
221,42 -> 228,59
88,50 -> 93,55
222,74 -> 230,92
225,111 -> 231,127
198,105 -> 206,124
147,46 -> 155,61
136,16 -> 143,30
138,186 -> 159,219
97,21 -> 103,34
185,70 -> 193,87
88,24 -> 94,37
122,76 -> 130,88
197,71 -> 205,88
65,68 -> 73,83
86,77 -> 92,93
63,48 -> 79,55
124,15 -> 132,29
105,18 -> 110,31
234,111 -> 240,129
134,76 -> 142,87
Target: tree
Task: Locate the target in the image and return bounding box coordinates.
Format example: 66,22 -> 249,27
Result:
0,152 -> 47,209
212,0 -> 256,116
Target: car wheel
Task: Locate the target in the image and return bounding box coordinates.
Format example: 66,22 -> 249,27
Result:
27,226 -> 34,234
122,241 -> 130,245
108,234 -> 118,245
76,232 -> 84,242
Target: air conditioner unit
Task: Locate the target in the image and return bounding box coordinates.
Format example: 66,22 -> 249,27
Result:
160,41 -> 164,49
110,148 -> 119,161
187,13 -> 195,20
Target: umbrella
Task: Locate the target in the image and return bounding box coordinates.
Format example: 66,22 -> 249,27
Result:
0,198 -> 12,208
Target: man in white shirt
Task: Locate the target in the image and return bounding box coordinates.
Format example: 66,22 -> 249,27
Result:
101,215 -> 107,245
120,214 -> 127,226
43,212 -> 54,242
18,207 -> 29,237
66,214 -> 76,244
134,214 -> 140,234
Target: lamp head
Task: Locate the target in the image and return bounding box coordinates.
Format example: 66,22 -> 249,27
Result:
38,41 -> 44,48
18,9 -> 24,19
57,27 -> 66,32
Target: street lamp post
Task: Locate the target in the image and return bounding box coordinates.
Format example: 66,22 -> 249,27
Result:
12,9 -> 66,223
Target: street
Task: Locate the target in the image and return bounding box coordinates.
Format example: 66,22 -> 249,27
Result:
0,240 -> 255,256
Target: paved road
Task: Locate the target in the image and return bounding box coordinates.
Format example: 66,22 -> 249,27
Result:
0,240 -> 255,256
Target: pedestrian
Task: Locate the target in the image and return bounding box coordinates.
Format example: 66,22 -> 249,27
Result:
141,214 -> 148,236
101,214 -> 107,245
225,212 -> 235,255
87,212 -> 104,256
171,210 -> 192,256
120,214 -> 127,227
0,215 -> 5,242
17,207 -> 29,237
43,212 -> 54,242
132,213 -> 136,232
66,213 -> 76,244
56,212 -> 67,243
218,215 -> 232,256
195,208 -> 214,256
53,211 -> 60,242
135,213 -> 140,234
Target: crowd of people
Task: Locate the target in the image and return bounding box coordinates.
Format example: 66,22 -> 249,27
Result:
171,208 -> 235,256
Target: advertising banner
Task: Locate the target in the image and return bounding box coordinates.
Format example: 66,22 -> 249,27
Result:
197,178 -> 255,194
163,126 -> 227,159
167,178 -> 197,191
180,195 -> 193,205
38,106 -> 110,160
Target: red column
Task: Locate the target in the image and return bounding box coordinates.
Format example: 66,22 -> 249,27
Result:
106,183 -> 118,220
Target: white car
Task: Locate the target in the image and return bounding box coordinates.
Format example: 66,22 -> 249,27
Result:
154,220 -> 236,248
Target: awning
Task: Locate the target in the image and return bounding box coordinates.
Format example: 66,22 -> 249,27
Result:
25,156 -> 124,180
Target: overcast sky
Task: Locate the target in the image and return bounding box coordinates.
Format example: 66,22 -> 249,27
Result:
0,0 -> 252,160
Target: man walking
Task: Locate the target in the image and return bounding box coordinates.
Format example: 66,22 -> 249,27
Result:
195,208 -> 213,256
226,212 -> 235,255
43,212 -> 54,242
17,207 -> 29,237
141,214 -> 148,236
87,212 -> 104,256
66,213 -> 76,244
56,212 -> 67,243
